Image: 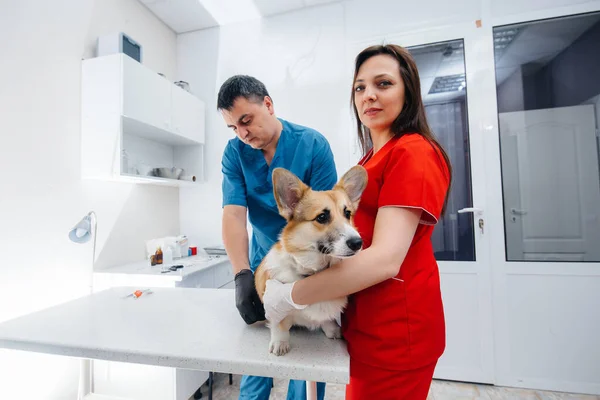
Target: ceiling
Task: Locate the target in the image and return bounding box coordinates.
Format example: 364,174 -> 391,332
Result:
409,41 -> 468,104
493,13 -> 600,85
138,0 -> 347,33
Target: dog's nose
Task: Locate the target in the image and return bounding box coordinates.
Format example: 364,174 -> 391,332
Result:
346,237 -> 363,251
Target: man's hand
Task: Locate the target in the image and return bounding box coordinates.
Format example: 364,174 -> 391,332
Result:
234,269 -> 266,324
222,206 -> 262,324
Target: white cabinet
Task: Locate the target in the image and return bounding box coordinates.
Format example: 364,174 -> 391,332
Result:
122,57 -> 172,131
81,54 -> 205,187
91,257 -> 234,400
171,85 -> 206,144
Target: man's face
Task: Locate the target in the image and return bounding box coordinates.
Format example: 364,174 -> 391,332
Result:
221,96 -> 277,150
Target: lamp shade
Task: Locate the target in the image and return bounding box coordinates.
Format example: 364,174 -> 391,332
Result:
69,215 -> 93,244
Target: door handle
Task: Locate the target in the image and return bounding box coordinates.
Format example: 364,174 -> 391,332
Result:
458,207 -> 484,234
458,207 -> 483,216
510,208 -> 527,215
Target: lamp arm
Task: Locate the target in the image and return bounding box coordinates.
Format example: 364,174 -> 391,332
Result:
79,211 -> 97,398
88,211 -> 97,294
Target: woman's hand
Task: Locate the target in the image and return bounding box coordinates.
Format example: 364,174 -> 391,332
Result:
263,279 -> 307,326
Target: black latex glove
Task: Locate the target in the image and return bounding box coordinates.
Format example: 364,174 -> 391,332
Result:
234,269 -> 266,324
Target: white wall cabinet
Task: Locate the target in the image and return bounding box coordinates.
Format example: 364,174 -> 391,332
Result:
122,57 -> 172,132
171,85 -> 206,144
81,54 -> 205,187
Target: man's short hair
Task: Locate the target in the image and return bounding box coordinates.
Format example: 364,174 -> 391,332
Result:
217,75 -> 271,111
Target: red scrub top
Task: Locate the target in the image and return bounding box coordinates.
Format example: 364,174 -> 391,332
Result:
341,133 -> 450,371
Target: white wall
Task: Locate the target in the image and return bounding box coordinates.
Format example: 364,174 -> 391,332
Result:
176,3 -> 352,247
0,0 -> 179,398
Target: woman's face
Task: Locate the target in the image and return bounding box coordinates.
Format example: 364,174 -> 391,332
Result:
353,54 -> 405,134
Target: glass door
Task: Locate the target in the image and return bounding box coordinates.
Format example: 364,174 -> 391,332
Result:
408,36 -> 494,384
485,10 -> 600,394
349,23 -> 496,384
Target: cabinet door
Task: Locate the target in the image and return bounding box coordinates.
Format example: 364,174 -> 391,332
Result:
177,268 -> 214,289
122,56 -> 172,131
171,86 -> 205,143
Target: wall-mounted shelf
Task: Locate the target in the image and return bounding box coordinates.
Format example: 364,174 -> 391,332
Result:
118,173 -> 198,187
81,54 -> 205,186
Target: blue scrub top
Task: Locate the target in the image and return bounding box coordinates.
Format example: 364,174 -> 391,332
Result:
221,118 -> 338,271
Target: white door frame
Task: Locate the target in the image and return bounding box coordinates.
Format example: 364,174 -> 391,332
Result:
348,21 -> 497,384
483,2 -> 600,395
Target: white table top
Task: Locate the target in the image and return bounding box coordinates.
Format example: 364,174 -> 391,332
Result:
0,287 -> 350,384
93,254 -> 229,282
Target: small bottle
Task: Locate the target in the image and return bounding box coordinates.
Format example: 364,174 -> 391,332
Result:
164,246 -> 173,265
156,247 -> 163,265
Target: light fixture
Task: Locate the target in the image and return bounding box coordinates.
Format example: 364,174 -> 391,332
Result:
428,73 -> 466,94
68,211 -> 97,400
493,26 -> 521,58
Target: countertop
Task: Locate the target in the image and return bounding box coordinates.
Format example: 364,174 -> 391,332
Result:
93,254 -> 230,282
0,287 -> 350,384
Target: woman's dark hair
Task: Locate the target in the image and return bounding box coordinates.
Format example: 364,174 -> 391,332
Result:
351,44 -> 453,215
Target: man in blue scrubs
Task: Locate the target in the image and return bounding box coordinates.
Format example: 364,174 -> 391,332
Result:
218,75 -> 337,400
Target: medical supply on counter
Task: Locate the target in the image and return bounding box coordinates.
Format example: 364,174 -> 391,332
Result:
161,265 -> 184,273
203,244 -> 227,256
155,247 -> 163,264
164,246 -> 173,264
123,289 -> 153,299
146,235 -> 189,259
180,175 -> 196,182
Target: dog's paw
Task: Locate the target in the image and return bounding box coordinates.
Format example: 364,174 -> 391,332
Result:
322,322 -> 342,339
269,340 -> 290,356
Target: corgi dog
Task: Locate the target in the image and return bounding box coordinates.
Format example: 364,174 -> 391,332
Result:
254,165 -> 368,356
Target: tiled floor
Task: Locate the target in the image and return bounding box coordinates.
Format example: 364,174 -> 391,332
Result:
197,373 -> 600,400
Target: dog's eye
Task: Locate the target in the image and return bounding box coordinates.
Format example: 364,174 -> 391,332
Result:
344,208 -> 352,219
315,211 -> 330,224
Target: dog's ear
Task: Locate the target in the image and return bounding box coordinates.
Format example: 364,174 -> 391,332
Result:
272,168 -> 308,220
335,165 -> 368,208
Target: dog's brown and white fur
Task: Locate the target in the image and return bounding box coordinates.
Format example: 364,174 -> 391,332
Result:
254,165 -> 368,356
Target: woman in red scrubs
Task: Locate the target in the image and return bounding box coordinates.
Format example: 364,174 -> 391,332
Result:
263,44 -> 452,399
